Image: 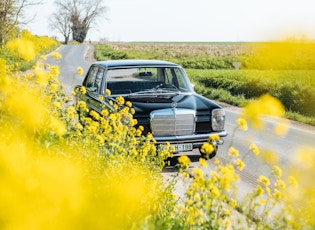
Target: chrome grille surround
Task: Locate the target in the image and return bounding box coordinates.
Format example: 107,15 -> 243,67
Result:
150,108 -> 196,136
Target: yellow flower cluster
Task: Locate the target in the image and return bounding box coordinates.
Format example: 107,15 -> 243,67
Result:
77,66 -> 84,75
5,29 -> 58,65
6,38 -> 36,61
249,143 -> 259,155
177,155 -> 191,170
242,94 -> 285,130
173,110 -> 311,229
52,52 -> 62,60
236,117 -> 248,131
0,52 -> 178,229
200,142 -> 214,155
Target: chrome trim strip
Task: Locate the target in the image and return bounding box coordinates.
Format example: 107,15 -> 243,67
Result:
153,130 -> 228,143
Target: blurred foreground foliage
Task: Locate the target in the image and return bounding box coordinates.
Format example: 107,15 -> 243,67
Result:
1,33 -> 315,229
0,29 -> 59,71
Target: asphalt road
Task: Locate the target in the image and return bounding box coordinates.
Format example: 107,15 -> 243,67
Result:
48,44 -> 315,196
46,44 -> 92,94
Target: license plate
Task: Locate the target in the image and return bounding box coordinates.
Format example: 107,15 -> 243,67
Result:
171,143 -> 193,152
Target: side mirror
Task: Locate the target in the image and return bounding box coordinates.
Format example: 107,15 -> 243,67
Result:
88,86 -> 97,92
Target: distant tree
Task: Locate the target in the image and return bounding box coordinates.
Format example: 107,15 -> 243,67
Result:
0,0 -> 41,47
49,8 -> 71,44
53,0 -> 107,43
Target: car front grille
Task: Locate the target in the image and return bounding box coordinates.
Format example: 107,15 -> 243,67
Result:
150,109 -> 195,136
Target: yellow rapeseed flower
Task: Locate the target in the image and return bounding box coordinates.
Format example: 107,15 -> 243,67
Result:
75,122 -> 83,131
254,185 -> 264,197
49,117 -> 66,136
125,101 -> 132,107
191,168 -> 204,179
106,89 -> 111,96
223,209 -> 231,217
275,179 -> 286,190
229,198 -> 238,208
228,147 -> 239,157
77,66 -> 84,75
274,119 -> 290,136
295,147 -> 315,169
40,55 -> 47,60
224,220 -> 232,230
178,155 -> 191,169
116,96 -> 125,106
210,185 -> 221,198
242,94 -> 285,130
80,86 -> 87,95
199,158 -> 207,168
236,118 -> 248,131
101,109 -> 109,117
272,165 -> 283,178
288,176 -> 298,189
90,110 -> 101,121
0,58 -> 7,77
35,67 -> 49,85
49,83 -> 58,93
249,143 -> 259,155
6,38 -> 36,61
200,142 -> 214,155
50,65 -> 60,77
260,149 -> 279,165
52,52 -> 62,60
235,158 -> 245,171
53,101 -> 62,109
76,100 -> 89,113
258,176 -> 270,187
209,134 -> 220,142
218,164 -> 238,191
213,158 -> 220,165
273,189 -> 282,200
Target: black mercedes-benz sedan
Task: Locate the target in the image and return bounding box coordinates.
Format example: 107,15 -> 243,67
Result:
75,59 -> 227,157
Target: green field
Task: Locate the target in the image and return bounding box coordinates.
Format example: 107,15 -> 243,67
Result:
94,42 -> 315,125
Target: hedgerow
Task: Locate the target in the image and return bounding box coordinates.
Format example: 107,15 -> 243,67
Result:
187,69 -> 315,119
95,44 -> 129,60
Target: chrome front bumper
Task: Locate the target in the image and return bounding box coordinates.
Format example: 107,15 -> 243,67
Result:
153,130 -> 227,149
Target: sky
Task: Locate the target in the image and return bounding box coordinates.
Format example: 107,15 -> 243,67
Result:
25,0 -> 315,42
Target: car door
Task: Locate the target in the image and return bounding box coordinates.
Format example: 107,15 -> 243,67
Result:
83,65 -> 106,113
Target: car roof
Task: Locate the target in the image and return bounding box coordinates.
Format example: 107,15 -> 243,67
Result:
94,59 -> 180,68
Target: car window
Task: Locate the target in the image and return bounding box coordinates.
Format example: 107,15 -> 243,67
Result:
164,68 -> 189,91
106,67 -> 193,94
84,66 -> 98,88
172,68 -> 189,90
94,68 -> 104,92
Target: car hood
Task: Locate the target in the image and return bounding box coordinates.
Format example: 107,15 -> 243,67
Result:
126,93 -> 221,116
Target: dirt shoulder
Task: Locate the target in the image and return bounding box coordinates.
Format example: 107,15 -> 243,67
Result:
85,44 -> 96,62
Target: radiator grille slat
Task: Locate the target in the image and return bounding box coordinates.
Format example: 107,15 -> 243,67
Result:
150,109 -> 195,136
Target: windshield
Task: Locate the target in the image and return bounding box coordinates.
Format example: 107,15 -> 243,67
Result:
105,67 -> 193,95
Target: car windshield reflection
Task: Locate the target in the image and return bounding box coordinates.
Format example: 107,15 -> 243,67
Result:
106,67 -> 193,95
